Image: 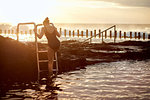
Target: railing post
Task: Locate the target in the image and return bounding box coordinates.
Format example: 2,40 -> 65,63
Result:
124,32 -> 126,39
94,30 -> 96,38
114,25 -> 116,43
69,30 -> 71,37
25,31 -> 27,35
143,33 -> 145,40
90,31 -> 93,37
99,29 -> 101,38
86,29 -> 88,38
148,34 -> 150,39
102,32 -> 104,43
29,29 -> 32,35
138,32 -> 141,39
90,31 -> 93,43
59,28 -> 62,36
73,30 -> 75,37
130,32 -> 132,39
114,31 -> 117,43
119,31 -> 122,39
135,32 -> 137,39
77,30 -> 79,37
105,30 -> 107,39
81,31 -> 83,38
110,30 -> 112,39
64,29 -> 66,37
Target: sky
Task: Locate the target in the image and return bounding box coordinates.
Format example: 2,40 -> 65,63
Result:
0,0 -> 150,25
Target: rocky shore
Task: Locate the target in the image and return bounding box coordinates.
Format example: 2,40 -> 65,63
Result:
0,35 -> 150,96
1,36 -> 150,82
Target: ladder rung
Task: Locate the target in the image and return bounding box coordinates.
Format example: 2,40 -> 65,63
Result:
53,69 -> 58,71
39,60 -> 49,63
40,70 -> 48,72
39,60 -> 56,62
38,50 -> 48,53
40,69 -> 57,72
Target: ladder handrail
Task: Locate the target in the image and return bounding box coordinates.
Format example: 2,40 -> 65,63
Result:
82,25 -> 116,43
17,22 -> 36,41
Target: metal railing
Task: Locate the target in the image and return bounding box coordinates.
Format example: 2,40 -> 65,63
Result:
83,25 -> 116,43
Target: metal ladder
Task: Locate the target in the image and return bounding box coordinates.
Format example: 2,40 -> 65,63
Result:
16,22 -> 59,84
35,41 -> 58,84
35,24 -> 59,83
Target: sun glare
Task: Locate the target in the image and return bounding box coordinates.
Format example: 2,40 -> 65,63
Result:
0,0 -> 60,25
0,0 -> 150,24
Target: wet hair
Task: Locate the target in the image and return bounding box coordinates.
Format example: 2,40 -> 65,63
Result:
43,17 -> 49,24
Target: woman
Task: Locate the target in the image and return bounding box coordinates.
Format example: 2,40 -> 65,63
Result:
34,17 -> 60,77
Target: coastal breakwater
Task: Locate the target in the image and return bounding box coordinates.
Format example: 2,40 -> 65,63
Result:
0,27 -> 150,43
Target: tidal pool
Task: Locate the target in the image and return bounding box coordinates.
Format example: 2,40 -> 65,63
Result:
2,60 -> 150,100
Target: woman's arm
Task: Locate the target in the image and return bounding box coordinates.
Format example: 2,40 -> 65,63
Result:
54,28 -> 60,37
34,27 -> 45,39
52,24 -> 60,37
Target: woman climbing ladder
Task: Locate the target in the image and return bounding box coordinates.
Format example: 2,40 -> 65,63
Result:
34,17 -> 60,78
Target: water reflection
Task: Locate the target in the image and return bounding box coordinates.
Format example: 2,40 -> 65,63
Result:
56,60 -> 150,99
2,60 -> 150,99
1,77 -> 61,100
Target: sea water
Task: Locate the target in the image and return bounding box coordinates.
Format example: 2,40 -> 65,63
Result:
3,60 -> 150,99
0,24 -> 150,43
56,60 -> 150,99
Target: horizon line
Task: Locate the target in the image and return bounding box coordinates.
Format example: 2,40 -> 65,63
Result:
1,22 -> 150,26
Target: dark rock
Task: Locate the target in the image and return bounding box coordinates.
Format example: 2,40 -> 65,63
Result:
0,36 -> 37,82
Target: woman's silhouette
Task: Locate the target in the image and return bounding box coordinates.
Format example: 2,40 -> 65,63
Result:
34,17 -> 60,78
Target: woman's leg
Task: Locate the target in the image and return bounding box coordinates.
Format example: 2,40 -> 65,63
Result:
47,47 -> 54,76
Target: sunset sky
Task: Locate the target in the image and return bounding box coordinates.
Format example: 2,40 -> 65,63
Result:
0,0 -> 150,25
